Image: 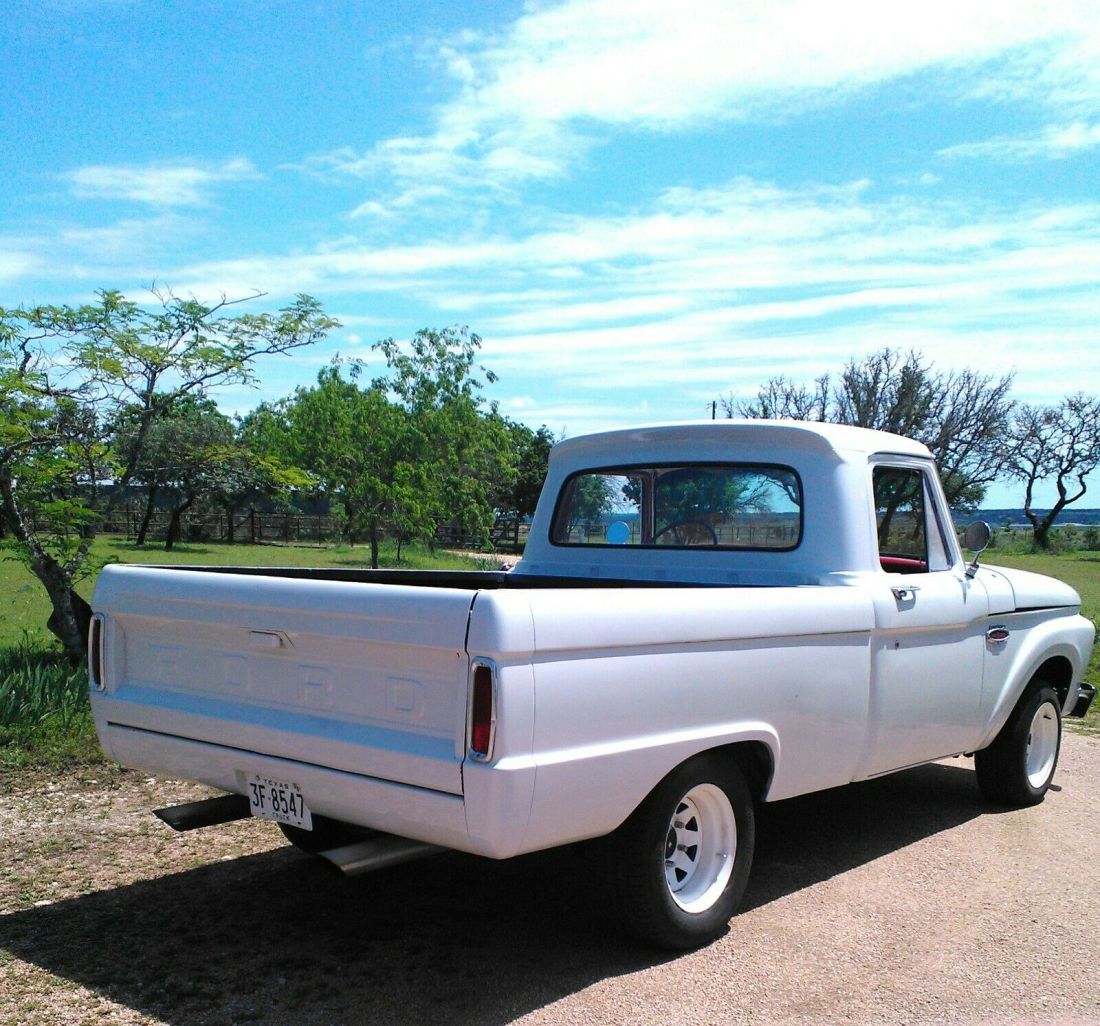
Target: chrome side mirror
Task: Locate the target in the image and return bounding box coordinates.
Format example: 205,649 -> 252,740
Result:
963,521 -> 991,578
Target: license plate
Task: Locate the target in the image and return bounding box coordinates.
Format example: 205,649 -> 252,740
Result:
245,774 -> 313,830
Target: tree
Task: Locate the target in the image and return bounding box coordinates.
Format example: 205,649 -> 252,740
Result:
115,395 -> 234,547
218,408 -> 312,544
284,366 -> 426,568
566,474 -> 617,532
370,327 -> 517,548
723,349 -> 1015,509
499,420 -> 556,517
0,289 -> 336,662
1007,394 -> 1100,549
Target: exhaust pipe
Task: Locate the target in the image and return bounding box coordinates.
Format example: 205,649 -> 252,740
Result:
154,795 -> 442,876
317,833 -> 443,877
154,793 -> 252,831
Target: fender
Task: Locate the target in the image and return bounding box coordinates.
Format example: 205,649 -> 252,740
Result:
976,610 -> 1094,750
496,720 -> 781,858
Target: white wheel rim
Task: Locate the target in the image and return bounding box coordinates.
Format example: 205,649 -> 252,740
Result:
1025,701 -> 1059,790
663,783 -> 736,914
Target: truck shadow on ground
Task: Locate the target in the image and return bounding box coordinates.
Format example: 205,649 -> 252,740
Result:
1,760 -> 995,1026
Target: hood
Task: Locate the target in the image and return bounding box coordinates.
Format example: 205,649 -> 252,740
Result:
982,564 -> 1081,613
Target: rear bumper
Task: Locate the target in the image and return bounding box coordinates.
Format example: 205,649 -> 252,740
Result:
100,722 -> 479,853
1070,682 -> 1096,718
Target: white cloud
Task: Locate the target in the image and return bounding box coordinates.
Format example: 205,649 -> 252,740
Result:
23,168 -> 1100,419
0,246 -> 43,283
59,212 -> 198,262
938,120 -> 1100,162
464,0 -> 1092,128
166,177 -> 1100,313
304,0 -> 1099,213
65,158 -> 260,207
504,395 -> 537,411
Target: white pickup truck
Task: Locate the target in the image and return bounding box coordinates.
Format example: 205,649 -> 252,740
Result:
88,421 -> 1096,948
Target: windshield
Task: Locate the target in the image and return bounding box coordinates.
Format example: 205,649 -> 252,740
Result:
551,463 -> 802,550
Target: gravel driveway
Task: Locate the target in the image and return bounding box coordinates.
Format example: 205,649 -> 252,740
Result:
2,735 -> 1098,1026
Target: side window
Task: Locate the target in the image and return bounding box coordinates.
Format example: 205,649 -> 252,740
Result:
873,466 -> 929,574
922,475 -> 953,572
873,466 -> 953,574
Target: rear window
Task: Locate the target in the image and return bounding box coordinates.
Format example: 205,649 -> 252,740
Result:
551,464 -> 802,550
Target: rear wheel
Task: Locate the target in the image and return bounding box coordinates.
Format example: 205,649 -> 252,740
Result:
975,683 -> 1061,807
606,754 -> 754,949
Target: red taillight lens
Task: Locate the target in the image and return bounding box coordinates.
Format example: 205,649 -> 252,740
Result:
469,663 -> 495,759
89,615 -> 104,691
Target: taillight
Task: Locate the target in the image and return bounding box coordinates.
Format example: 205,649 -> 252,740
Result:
89,614 -> 106,691
468,661 -> 496,760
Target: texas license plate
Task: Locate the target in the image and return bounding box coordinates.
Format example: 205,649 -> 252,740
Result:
245,774 -> 313,830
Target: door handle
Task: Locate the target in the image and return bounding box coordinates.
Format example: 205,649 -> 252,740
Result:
891,585 -> 921,601
249,630 -> 286,650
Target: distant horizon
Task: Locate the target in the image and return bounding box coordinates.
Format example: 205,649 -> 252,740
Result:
964,506 -> 1100,526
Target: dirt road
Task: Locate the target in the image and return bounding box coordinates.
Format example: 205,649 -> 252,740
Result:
2,736 -> 1098,1026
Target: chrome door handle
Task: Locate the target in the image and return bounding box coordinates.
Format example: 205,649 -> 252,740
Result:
891,585 -> 921,601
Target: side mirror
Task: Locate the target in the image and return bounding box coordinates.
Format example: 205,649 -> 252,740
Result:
963,521 -> 991,554
963,521 -> 991,579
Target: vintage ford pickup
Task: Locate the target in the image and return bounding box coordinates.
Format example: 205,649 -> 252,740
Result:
88,421 -> 1096,947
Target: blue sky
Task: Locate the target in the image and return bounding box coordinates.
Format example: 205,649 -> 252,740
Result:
3,0 -> 1098,508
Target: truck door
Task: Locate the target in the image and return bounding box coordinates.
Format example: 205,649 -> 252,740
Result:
859,462 -> 990,778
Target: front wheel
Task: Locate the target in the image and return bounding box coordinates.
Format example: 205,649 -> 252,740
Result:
606,754 -> 754,949
975,683 -> 1061,807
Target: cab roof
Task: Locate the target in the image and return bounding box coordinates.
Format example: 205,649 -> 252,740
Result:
550,420 -> 933,465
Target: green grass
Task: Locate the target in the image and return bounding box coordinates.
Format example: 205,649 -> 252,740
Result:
0,637 -> 102,772
0,638 -> 88,726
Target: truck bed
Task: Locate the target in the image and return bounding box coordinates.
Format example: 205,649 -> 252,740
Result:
147,565 -> 734,588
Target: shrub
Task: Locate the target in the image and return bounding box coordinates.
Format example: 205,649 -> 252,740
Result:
0,637 -> 90,730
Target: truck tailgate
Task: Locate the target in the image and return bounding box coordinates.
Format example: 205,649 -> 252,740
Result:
91,565 -> 475,795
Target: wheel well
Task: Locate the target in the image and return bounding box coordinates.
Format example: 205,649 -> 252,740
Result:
714,741 -> 774,802
1031,656 -> 1074,708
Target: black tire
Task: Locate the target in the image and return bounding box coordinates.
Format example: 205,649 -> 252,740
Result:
606,754 -> 754,950
279,814 -> 373,854
975,682 -> 1061,807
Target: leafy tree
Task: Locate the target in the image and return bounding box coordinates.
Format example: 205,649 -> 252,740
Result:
1007,394 -> 1100,549
723,348 -> 1014,509
370,327 -> 516,548
218,407 -> 312,544
115,395 -> 233,546
499,420 -> 556,517
284,366 -> 428,568
372,326 -> 496,412
154,404 -> 235,550
0,289 -> 336,662
566,474 -> 617,532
